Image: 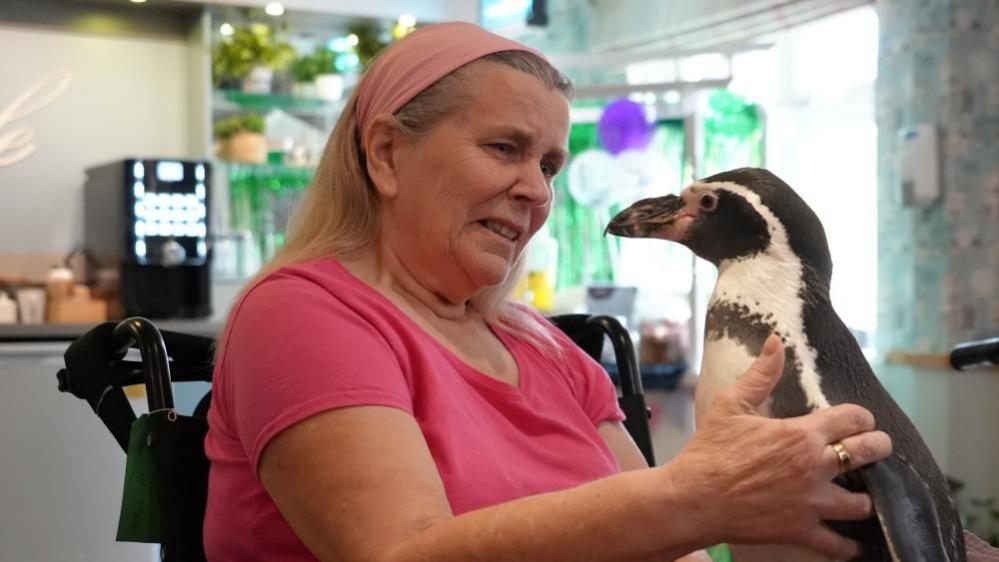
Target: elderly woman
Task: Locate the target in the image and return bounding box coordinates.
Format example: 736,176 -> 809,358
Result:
203,22 -> 891,561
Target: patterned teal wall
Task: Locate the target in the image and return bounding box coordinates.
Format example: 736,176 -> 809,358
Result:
876,0 -> 998,355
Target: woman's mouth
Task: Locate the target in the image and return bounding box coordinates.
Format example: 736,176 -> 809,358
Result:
480,219 -> 520,242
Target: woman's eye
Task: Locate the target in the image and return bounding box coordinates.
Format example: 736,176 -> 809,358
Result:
491,143 -> 515,155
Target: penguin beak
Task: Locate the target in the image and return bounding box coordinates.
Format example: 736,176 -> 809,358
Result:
605,193 -> 697,242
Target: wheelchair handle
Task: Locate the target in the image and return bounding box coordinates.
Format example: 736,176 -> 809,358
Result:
587,315 -> 643,398
114,317 -> 176,412
949,337 -> 999,371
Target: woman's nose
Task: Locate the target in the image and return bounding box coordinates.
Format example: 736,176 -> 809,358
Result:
510,163 -> 553,206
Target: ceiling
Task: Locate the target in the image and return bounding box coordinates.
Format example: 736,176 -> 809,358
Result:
7,0 -> 473,38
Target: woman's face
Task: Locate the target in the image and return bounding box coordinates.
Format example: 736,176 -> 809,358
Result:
381,63 -> 570,301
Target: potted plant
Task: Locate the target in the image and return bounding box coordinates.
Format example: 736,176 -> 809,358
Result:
212,24 -> 295,94
214,113 -> 267,163
347,22 -> 390,69
289,46 -> 341,99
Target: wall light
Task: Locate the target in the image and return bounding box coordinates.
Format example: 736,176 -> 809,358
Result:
398,14 -> 416,28
264,2 -> 284,16
393,14 -> 417,39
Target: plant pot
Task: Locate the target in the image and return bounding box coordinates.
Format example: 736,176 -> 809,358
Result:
216,132 -> 267,163
314,73 -> 344,102
242,66 -> 273,94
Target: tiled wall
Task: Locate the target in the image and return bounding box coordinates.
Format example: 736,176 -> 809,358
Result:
876,0 -> 998,355
876,0 -> 999,522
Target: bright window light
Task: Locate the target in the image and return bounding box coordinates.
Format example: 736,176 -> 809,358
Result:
264,2 -> 284,16
626,59 -> 677,85
398,14 -> 417,28
677,53 -> 729,82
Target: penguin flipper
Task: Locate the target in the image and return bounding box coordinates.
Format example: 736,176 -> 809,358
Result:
859,456 -> 965,562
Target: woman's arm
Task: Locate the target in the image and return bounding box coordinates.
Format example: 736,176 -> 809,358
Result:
597,421 -> 649,472
598,421 -> 712,562
260,405 -> 706,562
259,335 -> 890,562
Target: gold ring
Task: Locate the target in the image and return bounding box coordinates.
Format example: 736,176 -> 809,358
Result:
831,440 -> 852,473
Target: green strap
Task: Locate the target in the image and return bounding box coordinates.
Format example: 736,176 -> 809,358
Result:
116,414 -> 162,543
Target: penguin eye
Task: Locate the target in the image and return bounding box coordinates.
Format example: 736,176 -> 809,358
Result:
699,193 -> 718,212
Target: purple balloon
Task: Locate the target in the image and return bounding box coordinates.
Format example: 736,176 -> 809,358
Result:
597,98 -> 654,155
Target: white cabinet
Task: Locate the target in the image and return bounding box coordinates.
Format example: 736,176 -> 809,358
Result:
0,343 -> 158,562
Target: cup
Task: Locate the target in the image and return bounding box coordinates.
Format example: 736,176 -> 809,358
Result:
15,287 -> 46,324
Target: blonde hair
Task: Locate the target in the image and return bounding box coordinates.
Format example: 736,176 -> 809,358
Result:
222,50 -> 573,351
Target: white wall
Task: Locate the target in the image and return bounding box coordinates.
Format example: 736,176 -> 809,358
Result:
0,23 -> 192,256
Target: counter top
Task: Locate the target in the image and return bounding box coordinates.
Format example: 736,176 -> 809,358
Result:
0,319 -> 224,343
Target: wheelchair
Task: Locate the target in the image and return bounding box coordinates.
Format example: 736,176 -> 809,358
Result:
57,313 -> 655,562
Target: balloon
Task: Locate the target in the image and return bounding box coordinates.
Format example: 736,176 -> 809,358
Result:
597,98 -> 654,155
567,149 -> 617,208
613,149 -> 673,205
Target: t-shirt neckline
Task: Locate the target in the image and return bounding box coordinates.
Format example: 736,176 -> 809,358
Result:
326,258 -> 530,398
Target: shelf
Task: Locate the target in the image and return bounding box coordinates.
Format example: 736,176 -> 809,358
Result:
223,161 -> 316,183
213,90 -> 343,117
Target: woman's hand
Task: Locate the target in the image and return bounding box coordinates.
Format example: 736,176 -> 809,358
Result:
666,335 -> 892,560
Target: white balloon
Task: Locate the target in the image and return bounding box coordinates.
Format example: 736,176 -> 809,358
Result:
567,149 -> 617,208
613,149 -> 674,205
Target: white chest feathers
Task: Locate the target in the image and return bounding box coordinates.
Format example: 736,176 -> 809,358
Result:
695,253 -> 831,422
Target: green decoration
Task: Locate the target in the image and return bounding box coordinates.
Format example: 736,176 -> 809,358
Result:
701,89 -> 764,175
706,543 -> 734,562
228,163 -> 316,274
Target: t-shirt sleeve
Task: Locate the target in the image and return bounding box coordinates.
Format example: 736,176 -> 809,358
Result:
218,273 -> 413,471
565,341 -> 627,426
527,310 -> 626,427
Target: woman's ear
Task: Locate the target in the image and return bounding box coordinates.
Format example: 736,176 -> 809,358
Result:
363,115 -> 409,199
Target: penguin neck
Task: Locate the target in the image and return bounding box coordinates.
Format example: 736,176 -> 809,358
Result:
716,249 -> 803,299
711,251 -> 802,342
708,247 -> 832,412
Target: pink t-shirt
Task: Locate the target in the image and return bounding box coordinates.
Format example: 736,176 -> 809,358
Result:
203,258 -> 626,561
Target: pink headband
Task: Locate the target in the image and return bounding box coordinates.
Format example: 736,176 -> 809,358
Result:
354,21 -> 546,137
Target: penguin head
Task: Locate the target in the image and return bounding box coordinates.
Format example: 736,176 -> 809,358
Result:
606,167 -> 833,283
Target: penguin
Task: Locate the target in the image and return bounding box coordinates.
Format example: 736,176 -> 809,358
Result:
605,168 -> 965,562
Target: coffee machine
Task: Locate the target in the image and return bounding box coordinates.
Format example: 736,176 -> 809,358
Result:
85,158 -> 212,318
